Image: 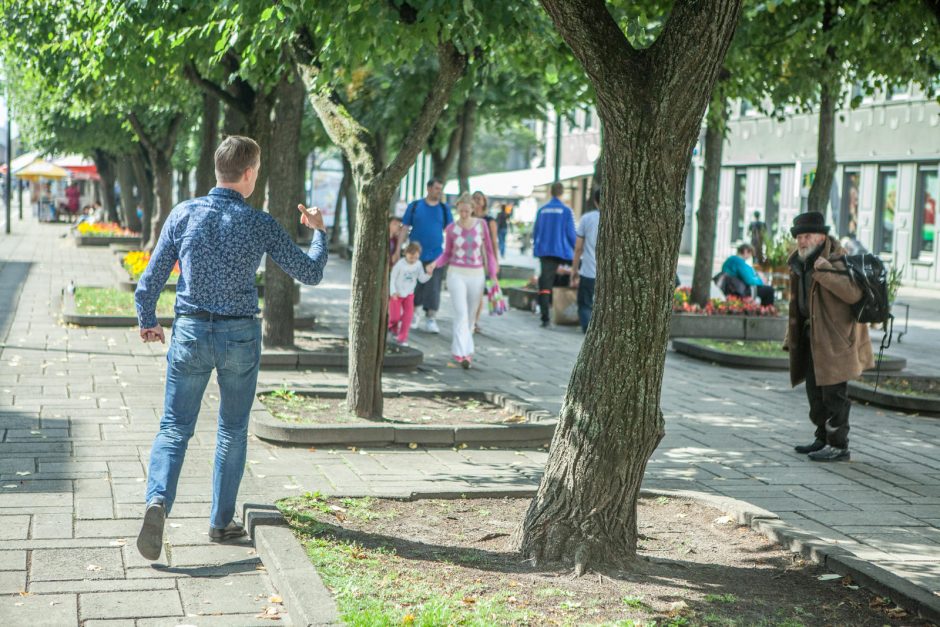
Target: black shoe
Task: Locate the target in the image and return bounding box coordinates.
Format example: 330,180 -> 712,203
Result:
137,502 -> 166,561
460,358 -> 471,370
794,439 -> 826,454
540,319 -> 550,328
808,445 -> 850,462
209,521 -> 248,543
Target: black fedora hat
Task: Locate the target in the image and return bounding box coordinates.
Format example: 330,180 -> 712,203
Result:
790,211 -> 830,237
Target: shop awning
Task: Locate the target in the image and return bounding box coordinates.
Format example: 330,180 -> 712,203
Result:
15,159 -> 70,180
53,155 -> 100,180
0,151 -> 42,175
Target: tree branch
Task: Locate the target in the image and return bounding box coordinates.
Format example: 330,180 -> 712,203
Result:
650,0 -> 743,87
184,62 -> 248,114
538,0 -> 643,88
381,42 -> 468,186
162,113 -> 186,153
126,112 -> 156,154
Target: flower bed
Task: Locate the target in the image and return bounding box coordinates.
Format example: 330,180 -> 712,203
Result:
74,222 -> 141,247
673,287 -> 778,317
673,338 -> 907,372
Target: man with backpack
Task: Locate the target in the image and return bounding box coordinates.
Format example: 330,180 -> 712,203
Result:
784,211 -> 874,462
394,178 -> 452,333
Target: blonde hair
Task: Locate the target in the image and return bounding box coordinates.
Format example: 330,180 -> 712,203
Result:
455,192 -> 473,209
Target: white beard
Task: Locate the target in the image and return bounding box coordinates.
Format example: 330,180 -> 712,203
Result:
798,243 -> 823,261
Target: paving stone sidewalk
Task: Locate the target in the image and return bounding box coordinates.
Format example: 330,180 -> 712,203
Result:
1,219 -> 939,625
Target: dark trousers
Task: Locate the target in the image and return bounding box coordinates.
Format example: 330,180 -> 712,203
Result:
577,277 -> 595,332
755,284 -> 775,307
804,339 -> 851,448
538,256 -> 567,322
414,265 -> 446,316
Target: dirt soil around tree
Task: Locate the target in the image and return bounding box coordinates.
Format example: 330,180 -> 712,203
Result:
862,376 -> 940,397
260,391 -> 528,426
278,494 -> 927,626
292,333 -> 409,354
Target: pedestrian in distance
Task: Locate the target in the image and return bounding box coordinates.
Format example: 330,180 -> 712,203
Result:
496,202 -> 513,258
784,211 -> 874,462
748,210 -> 767,264
570,189 -> 600,333
426,193 -> 499,369
134,136 -> 329,561
395,178 -> 452,334
718,243 -> 775,306
388,241 -> 431,347
532,181 -> 576,328
472,190 -> 499,334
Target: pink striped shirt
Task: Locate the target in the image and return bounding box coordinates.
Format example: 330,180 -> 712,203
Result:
433,218 -> 497,278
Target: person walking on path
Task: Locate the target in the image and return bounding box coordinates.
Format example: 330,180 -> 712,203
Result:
570,190 -> 600,333
134,136 -> 328,561
496,202 -> 513,258
388,241 -> 431,346
472,190 -> 499,334
426,193 -> 498,369
784,211 -> 873,463
532,181 -> 576,328
395,178 -> 452,334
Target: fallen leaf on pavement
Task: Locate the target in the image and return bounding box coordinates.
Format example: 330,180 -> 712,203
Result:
268,595 -> 283,603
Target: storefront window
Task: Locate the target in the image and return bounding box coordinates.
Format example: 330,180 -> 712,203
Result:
876,169 -> 898,254
915,168 -> 938,257
765,169 -> 780,233
840,170 -> 860,239
731,170 -> 747,241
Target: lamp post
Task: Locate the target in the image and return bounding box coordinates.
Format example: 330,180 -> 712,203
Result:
553,109 -> 562,184
5,95 -> 11,235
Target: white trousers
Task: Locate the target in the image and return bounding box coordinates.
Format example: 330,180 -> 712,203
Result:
447,266 -> 485,359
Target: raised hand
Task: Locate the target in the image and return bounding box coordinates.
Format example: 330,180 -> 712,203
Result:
297,204 -> 325,232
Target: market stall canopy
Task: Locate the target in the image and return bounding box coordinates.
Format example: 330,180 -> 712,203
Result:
53,154 -> 100,180
0,151 -> 41,175
15,158 -> 69,181
444,164 -> 595,199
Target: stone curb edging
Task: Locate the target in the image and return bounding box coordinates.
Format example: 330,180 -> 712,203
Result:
243,503 -> 340,626
74,235 -> 142,247
258,340 -> 423,371
849,376 -> 940,416
670,314 -> 787,341
247,487 -> 940,624
251,387 -> 556,447
672,338 -> 907,373
642,488 -> 940,623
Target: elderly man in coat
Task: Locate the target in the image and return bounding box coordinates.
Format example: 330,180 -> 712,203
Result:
783,211 -> 874,462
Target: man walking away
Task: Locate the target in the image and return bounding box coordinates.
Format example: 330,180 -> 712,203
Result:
532,181 -> 576,328
134,136 -> 328,561
571,189 -> 600,332
395,178 -> 452,333
784,211 -> 873,462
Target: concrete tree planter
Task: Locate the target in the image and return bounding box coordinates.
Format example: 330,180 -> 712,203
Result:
849,374 -> 940,416
258,336 -> 423,371
498,265 -> 536,281
251,388 -> 555,447
507,287 -> 537,312
672,338 -> 907,372
74,234 -> 142,247
669,314 -> 788,341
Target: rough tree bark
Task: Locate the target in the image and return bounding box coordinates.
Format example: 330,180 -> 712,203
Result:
128,112 -> 185,250
342,155 -> 357,249
116,156 -> 141,233
807,0 -> 837,216
515,0 -> 742,572
130,147 -> 154,247
264,67 -> 306,348
294,29 -> 467,418
92,150 -> 120,223
457,98 -> 477,194
691,93 -> 729,306
330,165 -> 348,246
195,93 -> 219,196
589,144 -> 604,211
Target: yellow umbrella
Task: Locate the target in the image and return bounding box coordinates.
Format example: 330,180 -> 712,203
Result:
16,159 -> 69,181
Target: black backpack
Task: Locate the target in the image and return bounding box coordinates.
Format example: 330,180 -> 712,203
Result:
837,254 -> 892,325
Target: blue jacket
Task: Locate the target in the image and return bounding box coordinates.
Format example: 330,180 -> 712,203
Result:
721,254 -> 764,286
533,197 -> 576,260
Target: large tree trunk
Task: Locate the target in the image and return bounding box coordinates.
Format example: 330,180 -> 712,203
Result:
807,0 -> 837,216
92,150 -> 119,223
147,149 -> 175,251
457,98 -> 476,194
516,0 -> 742,572
116,156 -> 141,233
429,113 -> 462,181
195,93 -> 219,196
589,143 -> 604,211
296,34 -> 467,418
130,148 -> 154,247
691,94 -> 729,306
342,155 -> 357,248
264,70 -> 306,348
330,165 -> 348,246
244,96 -> 275,210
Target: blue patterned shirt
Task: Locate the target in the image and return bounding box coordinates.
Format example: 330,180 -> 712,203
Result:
135,187 -> 328,328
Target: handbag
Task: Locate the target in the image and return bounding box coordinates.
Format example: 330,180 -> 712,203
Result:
487,280 -> 508,315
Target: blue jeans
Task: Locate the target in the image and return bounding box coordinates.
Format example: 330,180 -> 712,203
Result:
577,277 -> 595,332
497,227 -> 508,258
145,316 -> 262,529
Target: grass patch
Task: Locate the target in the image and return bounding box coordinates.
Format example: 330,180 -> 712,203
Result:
498,278 -> 534,290
688,339 -> 785,358
74,287 -> 176,317
861,376 -> 940,398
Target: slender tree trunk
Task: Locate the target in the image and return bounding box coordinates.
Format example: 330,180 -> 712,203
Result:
429,116 -> 462,181
516,0 -> 742,572
691,94 -> 729,306
177,169 -> 191,204
294,152 -> 309,241
195,93 -> 219,196
130,149 -> 154,248
92,150 -> 119,223
147,150 -> 175,251
808,0 -> 838,216
342,155 -> 357,248
264,70 -> 306,348
330,167 -> 348,246
116,156 -> 141,233
457,98 -> 477,194
244,96 -> 275,210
